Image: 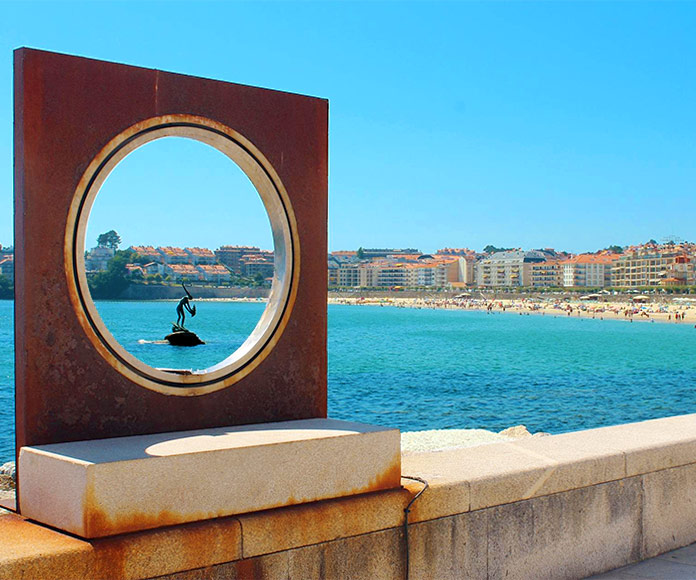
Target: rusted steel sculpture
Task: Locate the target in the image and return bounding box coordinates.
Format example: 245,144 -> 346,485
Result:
14,49 -> 328,467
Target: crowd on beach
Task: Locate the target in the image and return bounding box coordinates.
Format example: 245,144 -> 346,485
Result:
328,294 -> 696,325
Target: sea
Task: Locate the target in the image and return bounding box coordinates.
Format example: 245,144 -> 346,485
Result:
2,299 -> 696,462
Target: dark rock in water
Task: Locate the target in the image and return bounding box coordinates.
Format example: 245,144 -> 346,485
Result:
165,330 -> 205,346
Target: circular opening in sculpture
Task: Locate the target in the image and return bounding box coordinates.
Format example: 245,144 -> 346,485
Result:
87,137 -> 274,370
65,116 -> 299,396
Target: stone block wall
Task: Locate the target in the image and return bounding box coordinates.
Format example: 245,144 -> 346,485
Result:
4,414 -> 696,579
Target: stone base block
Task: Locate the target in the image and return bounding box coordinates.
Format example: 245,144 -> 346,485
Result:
18,418 -> 401,538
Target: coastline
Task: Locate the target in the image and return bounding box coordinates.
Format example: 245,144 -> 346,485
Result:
4,292 -> 694,325
328,295 -> 696,325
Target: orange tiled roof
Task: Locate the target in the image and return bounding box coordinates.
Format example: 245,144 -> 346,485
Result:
159,246 -> 187,256
130,245 -> 158,254
186,247 -> 215,257
198,264 -> 230,273
562,253 -> 621,265
331,251 -> 357,257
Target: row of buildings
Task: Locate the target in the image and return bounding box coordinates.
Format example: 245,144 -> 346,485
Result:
328,243 -> 696,290
81,240 -> 696,290
0,246 -> 13,282
84,244 -> 275,284
329,250 -> 462,288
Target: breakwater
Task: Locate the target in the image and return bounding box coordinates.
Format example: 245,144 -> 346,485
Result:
120,284 -> 270,300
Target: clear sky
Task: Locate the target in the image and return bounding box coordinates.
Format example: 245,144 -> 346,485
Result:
1,1 -> 694,254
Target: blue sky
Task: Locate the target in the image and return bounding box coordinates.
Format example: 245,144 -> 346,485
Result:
1,1 -> 694,254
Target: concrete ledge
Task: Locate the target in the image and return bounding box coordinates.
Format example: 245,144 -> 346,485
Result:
403,413 -> 696,517
18,418 -> 401,538
0,511 -> 242,580
4,413 -> 696,579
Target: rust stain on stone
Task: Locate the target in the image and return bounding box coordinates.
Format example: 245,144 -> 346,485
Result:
80,453 -> 399,540
89,516 -> 242,580
337,453 -> 402,499
235,557 -> 268,580
366,454 -> 402,492
83,483 -> 187,538
85,505 -> 185,538
0,512 -> 87,549
278,454 -> 402,513
258,455 -> 402,514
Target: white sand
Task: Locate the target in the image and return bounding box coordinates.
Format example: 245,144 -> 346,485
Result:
330,295 -> 696,325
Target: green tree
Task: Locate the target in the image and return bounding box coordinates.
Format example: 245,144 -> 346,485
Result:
97,230 -> 121,250
0,275 -> 13,299
87,250 -> 134,299
483,245 -> 512,254
606,245 -> 623,254
356,247 -> 365,260
131,253 -> 150,265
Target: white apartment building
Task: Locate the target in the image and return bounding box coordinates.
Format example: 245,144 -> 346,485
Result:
406,258 -> 459,288
611,250 -> 696,287
561,254 -> 617,288
475,250 -> 546,287
529,260 -> 563,287
332,256 -> 460,288
457,256 -> 477,286
336,263 -> 372,287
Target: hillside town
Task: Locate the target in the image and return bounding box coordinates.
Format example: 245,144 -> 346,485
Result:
0,246 -> 13,282
84,243 -> 275,285
1,239 -> 694,293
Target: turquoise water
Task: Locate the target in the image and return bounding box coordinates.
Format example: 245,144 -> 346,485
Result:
2,300 -> 696,461
0,302 -> 13,463
329,305 -> 696,434
95,300 -> 267,371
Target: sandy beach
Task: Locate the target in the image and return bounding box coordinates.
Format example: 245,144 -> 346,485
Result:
328,294 -> 696,325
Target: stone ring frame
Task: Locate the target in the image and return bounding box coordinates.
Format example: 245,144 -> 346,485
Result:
64,114 -> 300,396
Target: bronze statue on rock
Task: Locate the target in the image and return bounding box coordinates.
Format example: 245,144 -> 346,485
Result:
166,284 -> 204,346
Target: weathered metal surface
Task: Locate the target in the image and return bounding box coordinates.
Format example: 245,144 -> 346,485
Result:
14,49 -> 328,473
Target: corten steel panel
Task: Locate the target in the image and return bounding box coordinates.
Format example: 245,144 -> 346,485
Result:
14,49 -> 328,460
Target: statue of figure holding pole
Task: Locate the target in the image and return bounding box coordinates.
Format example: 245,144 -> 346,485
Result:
166,284 -> 204,346
176,284 -> 196,329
